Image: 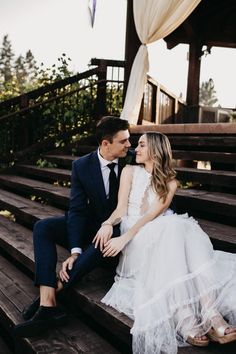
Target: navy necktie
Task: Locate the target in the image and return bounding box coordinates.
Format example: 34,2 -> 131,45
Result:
107,163 -> 118,211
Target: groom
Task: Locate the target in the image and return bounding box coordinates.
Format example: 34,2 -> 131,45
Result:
14,116 -> 132,337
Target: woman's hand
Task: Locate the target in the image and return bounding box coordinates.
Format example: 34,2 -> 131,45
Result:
92,224 -> 113,251
102,234 -> 129,257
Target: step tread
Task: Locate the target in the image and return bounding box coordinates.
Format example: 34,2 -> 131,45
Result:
0,254 -> 121,353
176,188 -> 236,206
0,188 -> 63,225
16,164 -> 71,181
173,150 -> 236,163
0,175 -> 69,208
176,167 -> 236,178
0,215 -> 68,273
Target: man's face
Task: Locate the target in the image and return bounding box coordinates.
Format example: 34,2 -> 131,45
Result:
105,129 -> 131,159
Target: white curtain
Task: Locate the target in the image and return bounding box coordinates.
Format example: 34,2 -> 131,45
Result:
121,0 -> 202,124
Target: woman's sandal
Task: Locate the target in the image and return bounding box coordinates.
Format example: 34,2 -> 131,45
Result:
186,334 -> 209,347
208,325 -> 236,344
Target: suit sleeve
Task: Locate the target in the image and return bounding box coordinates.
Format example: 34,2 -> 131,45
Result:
66,159 -> 89,250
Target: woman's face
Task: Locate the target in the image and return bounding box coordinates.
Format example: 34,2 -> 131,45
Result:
135,134 -> 150,164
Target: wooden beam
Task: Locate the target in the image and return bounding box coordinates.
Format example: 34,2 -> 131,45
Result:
186,41 -> 202,110
124,0 -> 141,98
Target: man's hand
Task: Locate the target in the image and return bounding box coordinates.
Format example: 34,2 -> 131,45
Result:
102,235 -> 129,257
92,224 -> 113,251
59,253 -> 79,283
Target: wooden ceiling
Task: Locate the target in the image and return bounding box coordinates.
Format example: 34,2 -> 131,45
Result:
164,0 -> 236,49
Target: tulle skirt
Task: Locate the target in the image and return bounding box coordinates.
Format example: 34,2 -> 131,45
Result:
101,213 -> 236,354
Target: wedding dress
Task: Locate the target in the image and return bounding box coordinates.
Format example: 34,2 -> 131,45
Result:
102,166 -> 236,354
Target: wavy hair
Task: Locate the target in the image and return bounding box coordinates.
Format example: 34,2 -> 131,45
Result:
145,132 -> 176,202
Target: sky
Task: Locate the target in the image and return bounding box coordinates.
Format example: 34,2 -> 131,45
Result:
1,0 -> 235,107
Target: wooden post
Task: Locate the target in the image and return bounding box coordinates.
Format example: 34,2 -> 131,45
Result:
123,0 -> 141,100
95,60 -> 107,119
185,41 -> 202,122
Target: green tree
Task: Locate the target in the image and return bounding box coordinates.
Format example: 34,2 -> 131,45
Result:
14,54 -> 28,93
0,34 -> 15,88
199,78 -> 218,106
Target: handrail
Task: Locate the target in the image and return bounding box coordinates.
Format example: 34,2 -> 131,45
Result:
0,67 -> 100,111
0,59 -> 125,165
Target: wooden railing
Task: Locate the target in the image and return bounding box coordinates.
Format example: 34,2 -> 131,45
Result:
0,59 -> 125,165
139,75 -> 186,124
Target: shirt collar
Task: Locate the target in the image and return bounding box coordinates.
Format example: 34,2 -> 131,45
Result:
97,149 -> 118,168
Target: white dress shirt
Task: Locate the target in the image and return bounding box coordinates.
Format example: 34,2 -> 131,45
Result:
71,149 -> 118,255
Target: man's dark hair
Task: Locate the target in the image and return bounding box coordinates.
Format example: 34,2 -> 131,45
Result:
95,116 -> 130,144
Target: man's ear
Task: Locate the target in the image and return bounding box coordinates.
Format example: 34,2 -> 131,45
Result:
101,139 -> 110,148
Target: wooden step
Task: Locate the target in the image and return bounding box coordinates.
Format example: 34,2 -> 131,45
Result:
0,217 -> 235,354
176,167 -> 236,189
0,216 -> 132,349
173,150 -> 236,164
16,164 -> 71,182
176,188 -> 236,226
42,154 -> 76,168
0,189 -> 63,227
0,215 -> 68,273
0,186 -> 235,253
0,175 -> 69,209
0,254 -> 121,354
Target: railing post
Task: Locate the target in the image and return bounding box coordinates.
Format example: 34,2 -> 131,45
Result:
95,60 -> 107,119
17,94 -> 30,150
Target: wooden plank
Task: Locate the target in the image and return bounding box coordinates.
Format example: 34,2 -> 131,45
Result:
175,189 -> 236,226
176,167 -> 236,188
130,123 -> 236,135
0,256 -> 121,354
173,150 -> 236,163
16,165 -> 71,182
0,175 -> 69,209
43,154 -> 75,168
0,216 -> 69,273
0,189 -> 63,227
169,136 -> 236,149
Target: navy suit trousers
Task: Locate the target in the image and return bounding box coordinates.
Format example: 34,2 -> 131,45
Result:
33,216 -> 105,288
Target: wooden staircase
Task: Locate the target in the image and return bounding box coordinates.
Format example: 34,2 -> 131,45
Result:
0,125 -> 236,353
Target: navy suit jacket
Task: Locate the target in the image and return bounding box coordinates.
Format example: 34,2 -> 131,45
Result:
66,150 -> 134,250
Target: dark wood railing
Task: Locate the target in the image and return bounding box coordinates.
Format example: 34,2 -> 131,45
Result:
139,75 -> 186,124
0,59 -> 125,165
0,58 -> 188,166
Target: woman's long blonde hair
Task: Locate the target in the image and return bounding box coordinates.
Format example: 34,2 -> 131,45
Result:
145,132 -> 176,202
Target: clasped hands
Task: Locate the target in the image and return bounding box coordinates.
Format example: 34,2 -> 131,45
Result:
59,225 -> 128,283
93,224 -> 128,257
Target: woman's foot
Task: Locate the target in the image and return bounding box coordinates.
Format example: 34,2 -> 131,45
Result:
208,325 -> 236,344
187,334 -> 209,347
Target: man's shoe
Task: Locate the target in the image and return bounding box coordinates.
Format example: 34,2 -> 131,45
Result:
14,306 -> 67,337
22,296 -> 40,320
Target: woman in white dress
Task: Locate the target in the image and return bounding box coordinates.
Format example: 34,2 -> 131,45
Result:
93,132 -> 236,354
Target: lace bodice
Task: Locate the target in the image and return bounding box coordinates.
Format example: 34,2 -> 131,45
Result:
127,166 -> 155,217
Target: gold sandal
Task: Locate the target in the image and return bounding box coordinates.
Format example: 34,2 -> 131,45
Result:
208,325 -> 236,344
187,334 -> 209,347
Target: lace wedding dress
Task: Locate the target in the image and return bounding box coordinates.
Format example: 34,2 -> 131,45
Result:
102,166 -> 236,354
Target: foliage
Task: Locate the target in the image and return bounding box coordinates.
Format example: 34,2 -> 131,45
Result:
0,35 -> 74,101
0,35 -> 124,163
199,78 -> 218,107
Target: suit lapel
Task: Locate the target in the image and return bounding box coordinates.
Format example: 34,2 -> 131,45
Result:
90,152 -> 107,205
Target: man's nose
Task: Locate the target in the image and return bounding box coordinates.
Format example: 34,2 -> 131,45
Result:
126,140 -> 131,147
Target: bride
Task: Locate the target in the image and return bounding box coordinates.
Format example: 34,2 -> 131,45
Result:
93,132 -> 236,354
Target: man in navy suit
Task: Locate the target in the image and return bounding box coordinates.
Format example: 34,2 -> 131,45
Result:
14,116 -> 131,337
